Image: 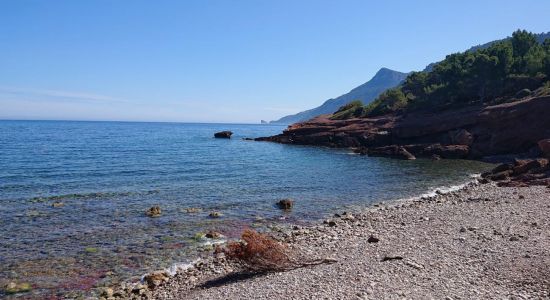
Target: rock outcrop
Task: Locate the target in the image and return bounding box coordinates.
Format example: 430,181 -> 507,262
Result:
257,96 -> 550,159
481,158 -> 550,187
214,131 -> 233,138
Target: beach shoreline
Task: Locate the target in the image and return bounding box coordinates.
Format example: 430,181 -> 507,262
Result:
106,181 -> 550,299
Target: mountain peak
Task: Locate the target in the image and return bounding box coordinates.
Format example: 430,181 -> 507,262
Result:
271,68 -> 408,124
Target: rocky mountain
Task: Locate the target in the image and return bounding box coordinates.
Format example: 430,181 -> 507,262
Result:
270,68 -> 408,124
274,32 -> 550,123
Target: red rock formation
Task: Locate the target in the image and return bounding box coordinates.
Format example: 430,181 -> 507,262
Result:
257,96 -> 550,159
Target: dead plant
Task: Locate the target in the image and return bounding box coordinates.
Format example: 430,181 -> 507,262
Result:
221,229 -> 337,272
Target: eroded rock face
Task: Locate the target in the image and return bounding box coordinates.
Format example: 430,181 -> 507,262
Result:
256,96 -> 550,160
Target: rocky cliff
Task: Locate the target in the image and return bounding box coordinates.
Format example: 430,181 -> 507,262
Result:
257,96 -> 550,160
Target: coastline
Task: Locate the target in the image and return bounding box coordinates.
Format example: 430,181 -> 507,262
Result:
107,180 -> 550,299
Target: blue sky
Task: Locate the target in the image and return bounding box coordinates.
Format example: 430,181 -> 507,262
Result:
1,0 -> 549,123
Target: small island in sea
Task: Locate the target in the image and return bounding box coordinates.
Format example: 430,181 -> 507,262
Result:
1,2 -> 549,300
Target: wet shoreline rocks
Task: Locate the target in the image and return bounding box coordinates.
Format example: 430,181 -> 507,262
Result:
481,157 -> 550,187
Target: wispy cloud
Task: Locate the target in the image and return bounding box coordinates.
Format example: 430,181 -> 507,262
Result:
0,86 -> 128,103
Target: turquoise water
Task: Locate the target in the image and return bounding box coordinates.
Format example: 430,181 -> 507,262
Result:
0,120 -> 492,298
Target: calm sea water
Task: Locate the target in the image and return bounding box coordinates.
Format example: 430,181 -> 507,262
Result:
0,120 -> 492,298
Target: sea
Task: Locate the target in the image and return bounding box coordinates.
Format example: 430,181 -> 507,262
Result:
0,120 -> 492,298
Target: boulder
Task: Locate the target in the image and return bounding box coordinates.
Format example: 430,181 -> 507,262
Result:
449,129 -> 474,146
214,131 -> 233,138
512,159 -> 548,175
276,199 -> 294,209
538,139 -> 550,158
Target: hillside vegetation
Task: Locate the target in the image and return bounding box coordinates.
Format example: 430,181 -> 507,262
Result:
271,68 -> 407,124
332,30 -> 550,119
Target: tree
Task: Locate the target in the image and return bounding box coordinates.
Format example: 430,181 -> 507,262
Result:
512,29 -> 537,57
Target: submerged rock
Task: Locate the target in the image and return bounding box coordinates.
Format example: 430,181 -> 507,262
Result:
214,131 -> 233,138
4,282 -> 32,294
51,201 -> 64,208
85,247 -> 99,253
209,211 -> 222,218
276,199 -> 294,210
146,206 -> 161,217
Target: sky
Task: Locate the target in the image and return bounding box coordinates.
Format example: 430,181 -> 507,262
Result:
1,0 -> 549,123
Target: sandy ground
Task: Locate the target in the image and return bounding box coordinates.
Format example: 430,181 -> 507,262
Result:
113,182 -> 550,300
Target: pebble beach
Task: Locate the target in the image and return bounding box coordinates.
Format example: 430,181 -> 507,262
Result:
108,181 -> 550,299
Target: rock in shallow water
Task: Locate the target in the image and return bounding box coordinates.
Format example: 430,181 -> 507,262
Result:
214,131 -> 233,138
276,199 -> 294,210
146,206 -> 161,217
209,211 -> 222,218
4,282 -> 32,294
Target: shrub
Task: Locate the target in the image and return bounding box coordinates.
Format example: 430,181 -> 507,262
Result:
515,88 -> 531,98
364,88 -> 408,116
331,100 -> 365,120
222,229 -> 293,272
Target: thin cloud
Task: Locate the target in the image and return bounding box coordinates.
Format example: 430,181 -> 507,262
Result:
0,86 -> 128,103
